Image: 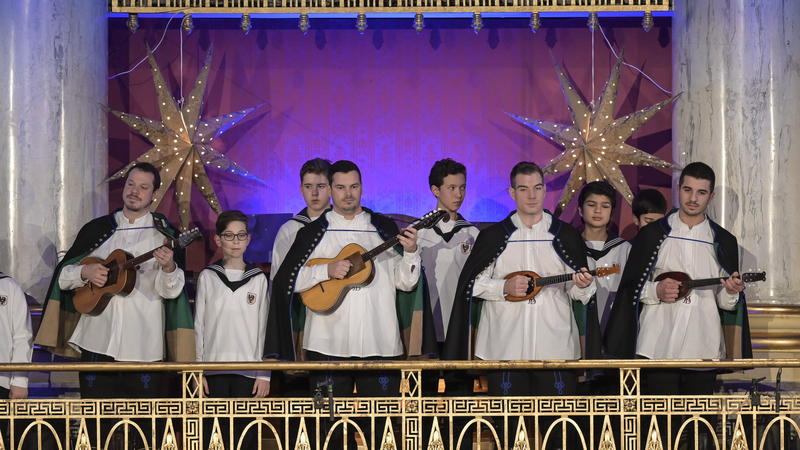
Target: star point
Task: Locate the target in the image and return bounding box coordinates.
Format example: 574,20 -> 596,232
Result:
510,47 -> 682,217
103,43 -> 265,229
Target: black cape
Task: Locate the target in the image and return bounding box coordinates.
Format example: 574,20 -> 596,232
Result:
603,210 -> 752,360
34,209 -> 194,361
442,210 -> 604,367
264,207 -> 438,361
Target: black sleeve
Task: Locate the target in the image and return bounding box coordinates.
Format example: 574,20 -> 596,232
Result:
558,222 -> 589,270
442,224 -> 505,361
603,223 -> 662,358
168,224 -> 188,272
41,217 -> 112,311
264,221 -> 324,361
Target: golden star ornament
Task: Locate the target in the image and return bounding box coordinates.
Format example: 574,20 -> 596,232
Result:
507,48 -> 681,217
103,42 -> 265,230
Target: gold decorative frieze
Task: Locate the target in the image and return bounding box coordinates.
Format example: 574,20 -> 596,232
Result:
110,0 -> 672,15
0,360 -> 799,450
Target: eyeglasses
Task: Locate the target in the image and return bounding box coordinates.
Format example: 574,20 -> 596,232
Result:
219,232 -> 249,241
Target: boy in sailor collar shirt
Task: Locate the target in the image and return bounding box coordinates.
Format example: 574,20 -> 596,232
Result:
195,210 -> 270,450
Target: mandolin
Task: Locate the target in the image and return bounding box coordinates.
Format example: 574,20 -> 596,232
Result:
503,264 -> 621,302
72,228 -> 204,316
654,270 -> 766,301
300,210 -> 449,312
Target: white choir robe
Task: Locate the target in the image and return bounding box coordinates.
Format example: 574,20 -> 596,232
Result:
636,213 -> 739,360
59,211 -> 185,362
473,213 -> 595,361
294,210 -> 421,358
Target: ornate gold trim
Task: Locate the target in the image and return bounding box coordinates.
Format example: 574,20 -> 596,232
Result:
748,304 -> 800,315
110,1 -> 671,15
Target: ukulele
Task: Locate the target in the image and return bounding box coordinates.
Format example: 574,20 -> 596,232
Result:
72,228 -> 204,316
503,264 -> 621,302
300,210 -> 449,312
654,271 -> 766,301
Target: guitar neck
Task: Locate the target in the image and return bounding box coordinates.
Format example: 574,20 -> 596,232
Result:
682,277 -> 725,289
118,240 -> 175,271
532,269 -> 598,288
360,221 -> 427,262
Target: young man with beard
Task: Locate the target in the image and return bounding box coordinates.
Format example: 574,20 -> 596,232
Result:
266,160 -> 437,449
444,161 -> 601,450
416,159 -> 479,449
35,162 -> 194,448
604,162 -> 751,444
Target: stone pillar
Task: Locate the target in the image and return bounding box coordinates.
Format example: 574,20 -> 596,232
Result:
673,0 -> 800,303
0,0 -> 108,301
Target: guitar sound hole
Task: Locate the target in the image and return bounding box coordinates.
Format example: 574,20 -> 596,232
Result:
347,257 -> 366,277
106,270 -> 119,287
347,258 -> 364,278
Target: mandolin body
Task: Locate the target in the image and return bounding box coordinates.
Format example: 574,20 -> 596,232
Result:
504,270 -> 543,302
655,271 -> 707,300
503,265 -> 619,302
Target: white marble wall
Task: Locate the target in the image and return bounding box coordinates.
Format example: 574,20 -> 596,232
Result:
0,0 -> 108,302
673,0 -> 800,302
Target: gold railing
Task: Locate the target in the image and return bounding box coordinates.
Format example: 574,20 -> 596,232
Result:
109,0 -> 672,15
1,359 -> 797,450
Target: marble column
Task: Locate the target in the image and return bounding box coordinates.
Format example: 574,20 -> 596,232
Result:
673,0 -> 800,303
0,0 -> 108,302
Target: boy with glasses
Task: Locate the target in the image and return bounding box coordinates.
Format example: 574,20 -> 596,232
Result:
195,210 -> 270,450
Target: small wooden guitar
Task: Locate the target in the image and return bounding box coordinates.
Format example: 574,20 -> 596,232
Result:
300,210 -> 449,312
504,264 -> 621,302
72,228 -> 204,316
654,271 -> 766,301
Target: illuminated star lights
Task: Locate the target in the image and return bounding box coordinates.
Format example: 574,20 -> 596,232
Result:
507,48 -> 681,217
103,43 -> 265,230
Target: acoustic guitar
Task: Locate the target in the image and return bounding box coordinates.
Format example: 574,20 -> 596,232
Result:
300,210 -> 449,312
654,270 -> 766,301
72,228 -> 204,316
503,264 -> 621,302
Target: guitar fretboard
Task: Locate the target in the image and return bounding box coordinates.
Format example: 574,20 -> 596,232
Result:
360,220 -> 430,263
531,268 -> 599,288
111,241 -> 175,272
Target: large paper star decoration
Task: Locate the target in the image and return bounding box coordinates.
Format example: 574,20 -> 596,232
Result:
103,42 -> 265,230
507,48 -> 681,217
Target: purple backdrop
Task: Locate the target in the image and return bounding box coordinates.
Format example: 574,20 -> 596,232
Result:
108,16 -> 674,270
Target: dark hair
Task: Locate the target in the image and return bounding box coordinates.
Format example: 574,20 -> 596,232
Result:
300,158 -> 332,182
328,160 -> 362,185
216,210 -> 249,235
510,161 -> 544,188
679,162 -> 716,193
632,189 -> 668,218
126,162 -> 161,191
429,158 -> 467,188
578,181 -> 617,211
